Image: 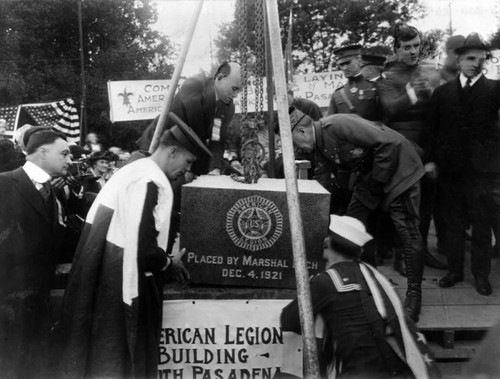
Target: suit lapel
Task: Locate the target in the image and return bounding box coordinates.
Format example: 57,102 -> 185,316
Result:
12,167 -> 50,222
205,78 -> 217,123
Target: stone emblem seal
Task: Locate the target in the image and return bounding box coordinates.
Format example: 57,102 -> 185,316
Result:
226,195 -> 283,251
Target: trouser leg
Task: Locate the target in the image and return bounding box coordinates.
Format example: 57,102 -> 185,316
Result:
469,175 -> 500,279
346,194 -> 374,265
438,175 -> 467,277
388,183 -> 423,322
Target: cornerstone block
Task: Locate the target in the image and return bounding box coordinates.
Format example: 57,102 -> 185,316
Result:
180,176 -> 330,288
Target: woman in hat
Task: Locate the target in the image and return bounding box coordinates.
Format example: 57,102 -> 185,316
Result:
86,151 -> 113,193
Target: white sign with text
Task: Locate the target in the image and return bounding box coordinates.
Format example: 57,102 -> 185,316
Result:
158,299 -> 302,379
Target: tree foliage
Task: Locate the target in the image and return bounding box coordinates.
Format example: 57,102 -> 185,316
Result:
0,0 -> 177,150
215,0 -> 425,72
490,28 -> 500,50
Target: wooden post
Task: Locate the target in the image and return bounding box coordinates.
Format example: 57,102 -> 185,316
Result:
148,0 -> 204,153
263,3 -> 275,178
77,0 -> 87,145
265,0 -> 320,377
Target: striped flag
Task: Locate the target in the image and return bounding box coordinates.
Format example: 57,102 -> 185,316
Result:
0,106 -> 20,134
22,98 -> 80,143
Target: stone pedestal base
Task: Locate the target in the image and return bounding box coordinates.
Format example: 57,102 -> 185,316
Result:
180,176 -> 330,288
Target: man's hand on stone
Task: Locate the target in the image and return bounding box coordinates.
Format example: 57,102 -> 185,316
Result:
207,168 -> 221,176
424,162 -> 438,180
171,248 -> 190,284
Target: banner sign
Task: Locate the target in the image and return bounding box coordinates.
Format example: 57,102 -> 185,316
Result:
107,51 -> 500,123
159,299 -> 302,379
107,79 -> 184,122
482,48 -> 499,79
107,72 -> 346,122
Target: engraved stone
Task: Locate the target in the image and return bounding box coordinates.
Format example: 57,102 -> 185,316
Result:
180,176 -> 330,288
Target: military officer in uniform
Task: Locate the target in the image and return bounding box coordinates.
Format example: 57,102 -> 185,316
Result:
327,45 -> 383,122
359,54 -> 386,83
288,108 -> 426,322
327,46 -> 385,251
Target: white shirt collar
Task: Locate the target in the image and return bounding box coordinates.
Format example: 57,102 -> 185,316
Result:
459,72 -> 482,88
23,160 -> 51,184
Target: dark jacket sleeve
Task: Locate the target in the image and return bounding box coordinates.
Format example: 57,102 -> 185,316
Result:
136,76 -> 207,151
377,75 -> 414,117
325,116 -> 398,184
327,93 -> 338,116
137,182 -> 168,274
421,87 -> 441,164
280,274 -> 334,334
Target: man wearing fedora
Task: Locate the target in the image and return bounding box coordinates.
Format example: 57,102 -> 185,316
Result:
287,108 -> 425,322
426,33 -> 500,296
58,121 -> 209,378
281,215 -> 437,378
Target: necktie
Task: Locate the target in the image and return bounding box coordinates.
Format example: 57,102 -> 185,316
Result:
39,181 -> 52,208
462,78 -> 472,98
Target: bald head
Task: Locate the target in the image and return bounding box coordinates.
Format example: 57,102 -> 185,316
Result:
214,61 -> 242,105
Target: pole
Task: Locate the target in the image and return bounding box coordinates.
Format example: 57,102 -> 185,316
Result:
263,2 -> 275,178
149,0 -> 204,153
265,0 -> 320,377
448,0 -> 453,35
78,0 -> 86,146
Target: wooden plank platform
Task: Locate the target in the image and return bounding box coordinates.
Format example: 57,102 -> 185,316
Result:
378,254 -> 500,331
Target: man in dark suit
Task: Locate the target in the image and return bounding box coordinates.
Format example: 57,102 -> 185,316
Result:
137,61 -> 241,176
288,108 -> 425,322
0,128 -> 71,377
426,33 -> 500,296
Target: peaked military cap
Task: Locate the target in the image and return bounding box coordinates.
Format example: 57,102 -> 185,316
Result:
455,32 -> 489,54
288,106 -> 312,131
168,112 -> 213,157
334,44 -> 362,64
360,54 -> 386,68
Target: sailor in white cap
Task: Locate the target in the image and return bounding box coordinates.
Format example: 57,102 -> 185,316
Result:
281,215 -> 438,379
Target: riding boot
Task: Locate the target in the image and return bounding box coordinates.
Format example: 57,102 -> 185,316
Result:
403,248 -> 424,323
393,248 -> 407,277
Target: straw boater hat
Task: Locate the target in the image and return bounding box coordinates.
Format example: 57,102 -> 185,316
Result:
329,215 -> 373,247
